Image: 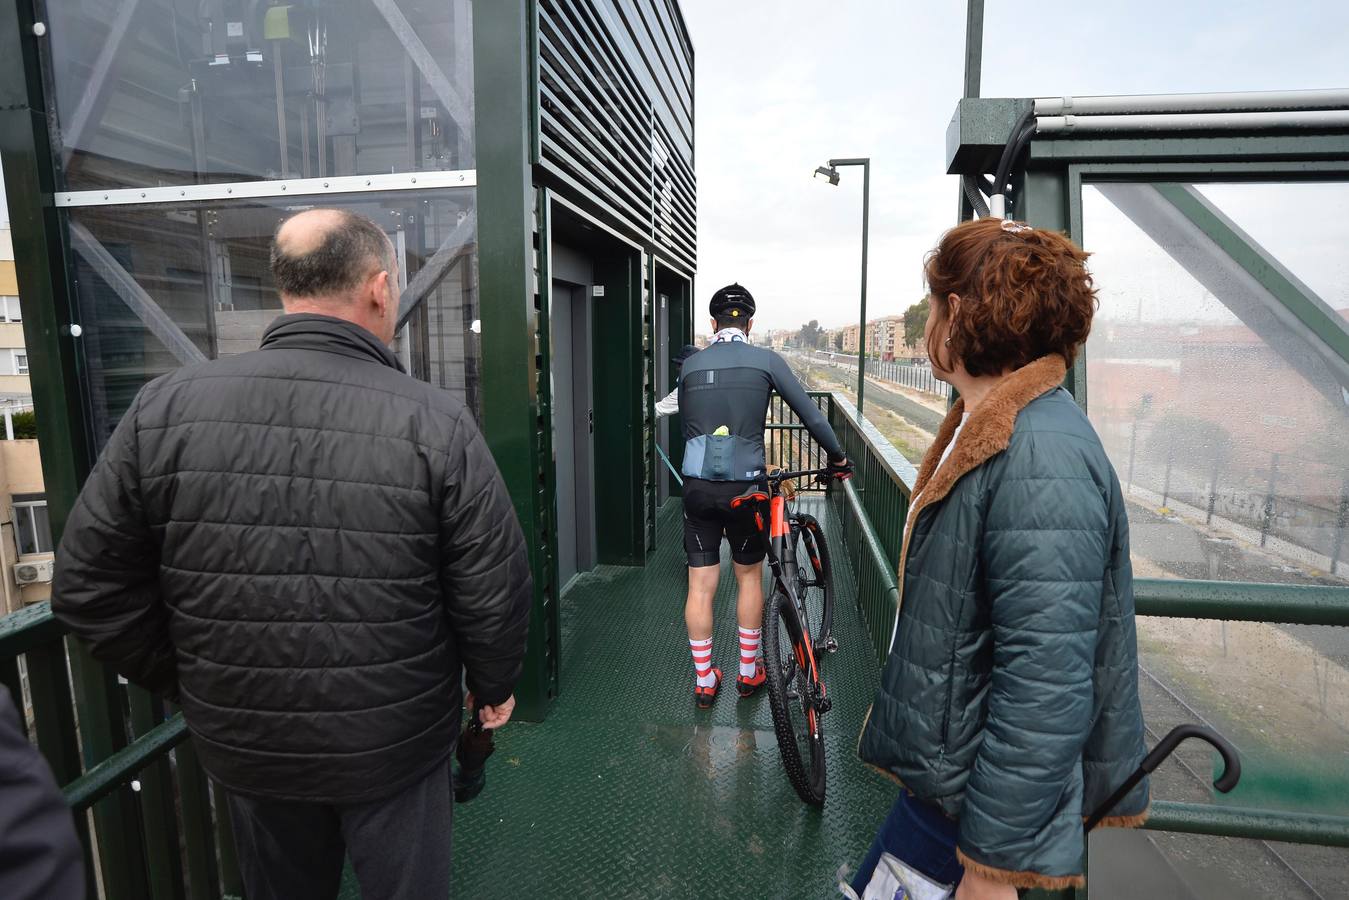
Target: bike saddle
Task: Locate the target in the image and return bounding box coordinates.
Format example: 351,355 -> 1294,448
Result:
729,488 -> 768,509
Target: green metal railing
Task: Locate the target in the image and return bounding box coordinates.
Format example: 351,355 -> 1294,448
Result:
765,391 -> 834,488
1,601 -> 242,900
815,391 -> 1349,898
825,394 -> 916,663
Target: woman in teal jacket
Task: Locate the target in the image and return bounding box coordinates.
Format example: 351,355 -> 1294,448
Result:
849,218 -> 1148,899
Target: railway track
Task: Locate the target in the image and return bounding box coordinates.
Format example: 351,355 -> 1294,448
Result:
1137,663 -> 1337,898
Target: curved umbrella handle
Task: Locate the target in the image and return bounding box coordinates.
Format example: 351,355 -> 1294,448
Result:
1085,723 -> 1241,832
1140,724 -> 1241,793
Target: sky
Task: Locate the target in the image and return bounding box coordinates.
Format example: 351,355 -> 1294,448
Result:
680,0 -> 1349,334
3,1 -> 1347,333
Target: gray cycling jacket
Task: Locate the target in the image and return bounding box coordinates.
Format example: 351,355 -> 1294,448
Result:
678,336 -> 843,481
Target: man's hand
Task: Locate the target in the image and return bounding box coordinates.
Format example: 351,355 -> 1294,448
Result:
470,694 -> 516,729
827,456 -> 854,481
953,870 -> 1018,900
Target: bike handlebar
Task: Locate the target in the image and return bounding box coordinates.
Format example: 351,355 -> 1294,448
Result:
767,467 -> 836,483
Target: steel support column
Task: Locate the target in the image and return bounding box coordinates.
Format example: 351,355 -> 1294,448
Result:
472,0 -> 556,720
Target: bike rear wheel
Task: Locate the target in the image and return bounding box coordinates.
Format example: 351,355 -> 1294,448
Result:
763,586 -> 827,806
793,513 -> 834,655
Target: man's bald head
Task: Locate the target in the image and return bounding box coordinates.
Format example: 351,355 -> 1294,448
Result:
270,208 -> 396,303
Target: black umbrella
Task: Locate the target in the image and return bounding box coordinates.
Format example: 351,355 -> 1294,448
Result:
453,708 -> 495,803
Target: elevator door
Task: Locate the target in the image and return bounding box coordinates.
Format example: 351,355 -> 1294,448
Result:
551,280 -> 596,592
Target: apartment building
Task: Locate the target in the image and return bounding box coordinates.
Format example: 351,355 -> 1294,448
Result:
868,315 -> 903,360
0,227 -> 50,613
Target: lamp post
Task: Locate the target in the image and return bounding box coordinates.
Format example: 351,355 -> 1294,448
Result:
814,158 -> 871,417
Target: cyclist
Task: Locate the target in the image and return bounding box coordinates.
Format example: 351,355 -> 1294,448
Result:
677,284 -> 851,708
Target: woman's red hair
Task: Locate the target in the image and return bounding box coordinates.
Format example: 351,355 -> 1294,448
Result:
924,218 -> 1097,377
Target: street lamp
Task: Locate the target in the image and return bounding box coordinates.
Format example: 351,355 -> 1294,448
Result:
814,157 -> 870,416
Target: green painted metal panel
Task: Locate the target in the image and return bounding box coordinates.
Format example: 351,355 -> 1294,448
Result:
534,187 -> 563,706
474,0 -> 556,721
172,739 -> 220,900
592,249 -> 646,566
25,640 -> 83,786
127,689 -> 187,900
67,642 -> 150,899
210,781 -> 244,900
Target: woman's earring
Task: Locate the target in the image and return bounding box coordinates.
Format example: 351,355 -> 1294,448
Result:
943,338 -> 951,347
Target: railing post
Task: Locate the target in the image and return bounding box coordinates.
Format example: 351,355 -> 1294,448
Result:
1260,452 -> 1279,548
1206,455 -> 1222,525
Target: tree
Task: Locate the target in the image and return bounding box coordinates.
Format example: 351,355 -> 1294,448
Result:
903,297 -> 930,350
9,410 -> 35,439
833,331 -> 844,352
796,319 -> 823,349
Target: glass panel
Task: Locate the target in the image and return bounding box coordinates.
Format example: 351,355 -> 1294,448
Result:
46,0 -> 475,191
982,1 -> 1348,101
13,504 -> 50,555
1083,182 -> 1349,587
1194,183 -> 1349,313
1135,615 -> 1349,819
67,189 -> 479,445
1090,826 -> 1348,899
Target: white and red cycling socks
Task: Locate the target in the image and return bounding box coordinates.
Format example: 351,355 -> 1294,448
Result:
738,626 -> 762,678
690,637 -> 717,688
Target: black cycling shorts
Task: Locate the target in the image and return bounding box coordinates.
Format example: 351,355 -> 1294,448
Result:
681,478 -> 766,568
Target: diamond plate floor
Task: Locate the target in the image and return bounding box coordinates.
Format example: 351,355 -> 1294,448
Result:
339,496 -> 896,899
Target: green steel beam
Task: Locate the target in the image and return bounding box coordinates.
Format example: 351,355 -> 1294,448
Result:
0,0 -> 97,540
1153,181 -> 1349,367
1145,801 -> 1349,848
963,0 -> 984,100
473,0 -> 555,720
1029,133 -> 1349,165
1134,578 -> 1349,626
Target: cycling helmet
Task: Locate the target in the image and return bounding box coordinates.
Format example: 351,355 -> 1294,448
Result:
709,283 -> 756,321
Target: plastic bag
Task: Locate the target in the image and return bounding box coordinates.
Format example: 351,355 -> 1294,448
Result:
838,853 -> 955,900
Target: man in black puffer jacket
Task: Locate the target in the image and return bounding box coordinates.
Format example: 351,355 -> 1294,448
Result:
52,208 -> 531,900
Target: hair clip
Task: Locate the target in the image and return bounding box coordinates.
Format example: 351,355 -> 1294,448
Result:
1000,219 -> 1033,234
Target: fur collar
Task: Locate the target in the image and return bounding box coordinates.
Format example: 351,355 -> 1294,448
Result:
907,354 -> 1068,524
883,352 -> 1068,661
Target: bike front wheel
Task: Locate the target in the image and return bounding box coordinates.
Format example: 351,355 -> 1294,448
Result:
763,586 -> 827,806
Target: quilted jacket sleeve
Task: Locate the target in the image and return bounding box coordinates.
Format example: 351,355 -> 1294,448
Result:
439,410 -> 532,708
51,389 -> 177,698
767,352 -> 844,461
956,439 -> 1108,888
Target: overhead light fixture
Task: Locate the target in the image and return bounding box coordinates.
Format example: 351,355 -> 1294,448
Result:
813,165 -> 840,186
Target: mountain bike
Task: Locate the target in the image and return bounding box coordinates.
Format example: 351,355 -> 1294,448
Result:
730,466 -> 839,806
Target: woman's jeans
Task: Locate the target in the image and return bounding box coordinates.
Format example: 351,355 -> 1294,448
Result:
851,791 -> 964,894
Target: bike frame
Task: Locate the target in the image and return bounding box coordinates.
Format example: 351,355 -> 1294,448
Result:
753,480 -> 824,735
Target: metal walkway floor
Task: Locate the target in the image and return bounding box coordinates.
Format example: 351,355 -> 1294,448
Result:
344,495 -> 896,898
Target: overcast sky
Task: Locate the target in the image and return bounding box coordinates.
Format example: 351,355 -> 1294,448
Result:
682,0 -> 1349,334
3,1 -> 1347,335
